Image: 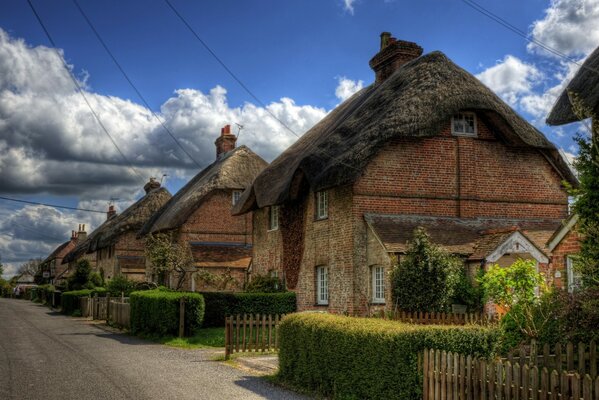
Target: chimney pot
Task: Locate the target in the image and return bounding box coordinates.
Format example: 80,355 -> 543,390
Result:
369,32 -> 423,84
215,124 -> 237,159
143,177 -> 161,194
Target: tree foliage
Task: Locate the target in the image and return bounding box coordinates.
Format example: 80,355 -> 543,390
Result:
567,93 -> 599,287
391,227 -> 464,313
145,233 -> 193,290
67,259 -> 92,290
480,259 -> 544,309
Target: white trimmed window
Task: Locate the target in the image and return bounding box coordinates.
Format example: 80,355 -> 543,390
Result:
232,190 -> 242,205
451,112 -> 477,136
269,206 -> 279,231
371,266 -> 385,304
315,191 -> 328,220
567,256 -> 583,293
316,266 -> 329,305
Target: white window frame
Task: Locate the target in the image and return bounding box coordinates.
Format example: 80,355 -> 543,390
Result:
371,266 -> 385,304
232,190 -> 242,205
269,206 -> 279,231
316,191 -> 328,220
451,112 -> 477,137
566,256 -> 583,293
316,266 -> 329,305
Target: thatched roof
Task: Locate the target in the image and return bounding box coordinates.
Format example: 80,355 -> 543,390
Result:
139,146 -> 267,235
365,214 -> 558,260
547,45 -> 599,125
41,239 -> 76,265
234,51 -> 577,214
63,187 -> 171,263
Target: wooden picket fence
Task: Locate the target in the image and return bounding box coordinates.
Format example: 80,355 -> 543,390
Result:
107,299 -> 130,329
423,347 -> 599,400
79,296 -> 130,329
505,340 -> 598,379
224,314 -> 284,360
381,310 -> 497,325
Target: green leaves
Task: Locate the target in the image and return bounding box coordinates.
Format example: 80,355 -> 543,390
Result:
278,313 -> 499,400
480,259 -> 543,309
391,227 -> 467,313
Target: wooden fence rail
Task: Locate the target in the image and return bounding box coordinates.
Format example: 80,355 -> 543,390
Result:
423,348 -> 599,400
224,314 -> 284,360
381,310 -> 497,325
505,340 -> 598,379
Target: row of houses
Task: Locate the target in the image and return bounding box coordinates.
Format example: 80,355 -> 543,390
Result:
41,33 -> 596,315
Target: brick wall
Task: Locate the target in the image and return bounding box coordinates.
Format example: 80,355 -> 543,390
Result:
95,231 -> 146,280
550,227 -> 581,290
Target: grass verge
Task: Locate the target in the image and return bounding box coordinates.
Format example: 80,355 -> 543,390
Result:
140,327 -> 225,349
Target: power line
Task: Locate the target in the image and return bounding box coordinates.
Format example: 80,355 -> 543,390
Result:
27,0 -> 147,184
461,0 -> 599,77
163,0 -> 364,174
71,0 -> 202,169
0,195 -> 105,214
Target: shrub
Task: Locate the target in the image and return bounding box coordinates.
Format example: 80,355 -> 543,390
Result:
278,313 -> 499,400
67,259 -> 92,290
244,274 -> 285,293
391,228 -> 464,313
106,275 -> 136,296
130,290 -> 205,336
61,288 -> 107,315
201,291 -> 296,327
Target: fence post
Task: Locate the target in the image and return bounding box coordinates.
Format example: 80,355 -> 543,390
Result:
224,316 -> 231,360
178,297 -> 185,338
106,294 -> 111,323
93,293 -> 98,320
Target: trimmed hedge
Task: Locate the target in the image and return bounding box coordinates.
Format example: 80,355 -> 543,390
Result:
278,313 -> 500,400
130,290 -> 205,336
61,288 -> 107,315
201,291 -> 297,327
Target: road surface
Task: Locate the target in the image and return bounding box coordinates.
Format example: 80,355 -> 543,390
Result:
0,298 -> 308,400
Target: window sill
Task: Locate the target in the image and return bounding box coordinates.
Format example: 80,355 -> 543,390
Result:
451,132 -> 477,138
314,217 -> 328,222
370,301 -> 386,305
267,228 -> 279,232
314,303 -> 329,307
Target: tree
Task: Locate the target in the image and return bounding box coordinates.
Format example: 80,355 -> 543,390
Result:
18,258 -> 42,276
145,233 -> 193,290
391,227 -> 464,313
0,256 -> 4,277
67,259 -> 92,290
567,93 -> 599,287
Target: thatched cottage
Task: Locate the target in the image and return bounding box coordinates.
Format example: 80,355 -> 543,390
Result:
139,126 -> 268,292
233,33 -> 577,314
39,229 -> 78,284
62,179 -> 172,282
544,44 -> 599,293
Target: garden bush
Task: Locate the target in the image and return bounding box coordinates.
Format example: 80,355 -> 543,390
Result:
61,288 -> 106,315
201,291 -> 296,327
130,290 -> 205,336
278,313 -> 500,400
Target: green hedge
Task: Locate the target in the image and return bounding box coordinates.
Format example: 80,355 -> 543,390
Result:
278,313 -> 500,400
61,288 -> 106,315
201,291 -> 296,327
130,290 -> 205,336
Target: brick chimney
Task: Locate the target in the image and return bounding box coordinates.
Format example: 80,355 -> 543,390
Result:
76,224 -> 87,243
143,177 -> 161,194
70,230 -> 77,242
215,124 -> 237,159
106,204 -> 117,220
369,32 -> 423,84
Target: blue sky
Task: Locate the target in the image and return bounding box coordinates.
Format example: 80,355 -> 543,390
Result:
1,0 -> 598,278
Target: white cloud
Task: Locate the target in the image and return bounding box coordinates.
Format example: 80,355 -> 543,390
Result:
0,28 -> 327,199
335,76 -> 364,102
528,0 -> 599,57
519,60 -> 581,119
476,55 -> 543,106
343,0 -> 356,14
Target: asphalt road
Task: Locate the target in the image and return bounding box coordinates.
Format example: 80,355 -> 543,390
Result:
0,298 -> 309,400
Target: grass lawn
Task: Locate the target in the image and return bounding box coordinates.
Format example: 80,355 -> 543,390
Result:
145,327 -> 226,349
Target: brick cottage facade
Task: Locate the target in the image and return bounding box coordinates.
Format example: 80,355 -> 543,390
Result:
139,126 -> 268,292
39,229 -> 78,284
234,33 -> 577,315
62,180 -> 172,282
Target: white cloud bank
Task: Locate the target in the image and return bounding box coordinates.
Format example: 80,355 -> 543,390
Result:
335,76 -> 364,102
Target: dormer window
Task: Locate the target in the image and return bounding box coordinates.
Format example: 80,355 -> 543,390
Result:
232,190 -> 242,205
452,112 -> 477,136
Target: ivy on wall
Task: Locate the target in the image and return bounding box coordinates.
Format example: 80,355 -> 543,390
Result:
280,199 -> 306,289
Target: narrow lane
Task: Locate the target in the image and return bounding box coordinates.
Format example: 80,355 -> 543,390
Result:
0,298 -> 307,400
